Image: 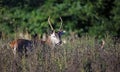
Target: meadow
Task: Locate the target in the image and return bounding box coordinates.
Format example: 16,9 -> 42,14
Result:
0,36 -> 120,72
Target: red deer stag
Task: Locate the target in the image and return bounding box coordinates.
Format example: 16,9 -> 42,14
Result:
9,16 -> 64,57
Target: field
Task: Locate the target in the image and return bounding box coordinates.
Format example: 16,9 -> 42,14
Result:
0,36 -> 120,72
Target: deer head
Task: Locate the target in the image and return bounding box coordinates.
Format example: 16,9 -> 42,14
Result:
47,16 -> 64,47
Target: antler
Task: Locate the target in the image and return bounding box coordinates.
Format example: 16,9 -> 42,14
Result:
59,17 -> 63,30
48,16 -> 54,31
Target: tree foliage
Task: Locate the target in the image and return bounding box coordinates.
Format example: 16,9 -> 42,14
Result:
0,0 -> 120,38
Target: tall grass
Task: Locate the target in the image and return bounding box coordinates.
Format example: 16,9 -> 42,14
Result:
0,36 -> 120,72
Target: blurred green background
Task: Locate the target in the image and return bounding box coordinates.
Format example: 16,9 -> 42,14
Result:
0,0 -> 120,38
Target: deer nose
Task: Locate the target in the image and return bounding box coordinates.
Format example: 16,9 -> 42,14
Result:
56,41 -> 62,45
56,43 -> 60,45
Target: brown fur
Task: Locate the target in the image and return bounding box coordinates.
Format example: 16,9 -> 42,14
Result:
9,39 -> 33,56
9,40 -> 18,49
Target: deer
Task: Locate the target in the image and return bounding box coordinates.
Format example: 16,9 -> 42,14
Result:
9,16 -> 64,57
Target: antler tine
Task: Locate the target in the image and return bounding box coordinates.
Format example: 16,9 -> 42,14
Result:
48,16 -> 54,31
59,17 -> 63,30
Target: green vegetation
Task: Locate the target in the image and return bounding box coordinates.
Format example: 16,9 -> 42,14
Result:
0,0 -> 120,72
0,0 -> 120,38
